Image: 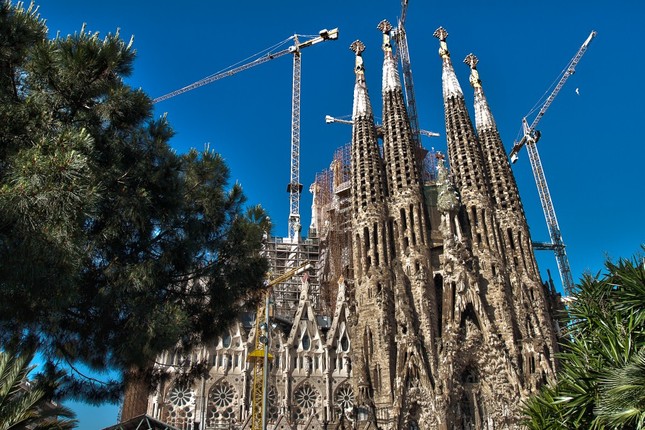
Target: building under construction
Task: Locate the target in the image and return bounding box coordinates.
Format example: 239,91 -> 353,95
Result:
120,19 -> 565,430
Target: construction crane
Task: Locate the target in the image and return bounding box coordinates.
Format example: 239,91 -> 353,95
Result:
153,28 -> 339,242
510,30 -> 596,294
390,0 -> 425,159
247,261 -> 313,430
325,115 -> 439,137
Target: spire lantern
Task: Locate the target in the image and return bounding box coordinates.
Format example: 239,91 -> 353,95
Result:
434,27 -> 462,98
464,53 -> 482,89
350,40 -> 366,76
350,40 -> 372,120
378,20 -> 401,92
377,20 -> 393,53
466,54 -> 494,130
433,27 -> 450,59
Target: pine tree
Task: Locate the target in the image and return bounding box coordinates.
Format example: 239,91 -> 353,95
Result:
0,1 -> 269,403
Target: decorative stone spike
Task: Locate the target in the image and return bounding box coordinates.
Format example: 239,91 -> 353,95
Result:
434,27 -> 450,59
377,19 -> 393,34
433,26 -> 448,40
435,27 -> 461,98
350,40 -> 365,56
464,54 -> 481,88
378,20 -> 393,53
348,28 -> 396,422
466,51 -> 561,408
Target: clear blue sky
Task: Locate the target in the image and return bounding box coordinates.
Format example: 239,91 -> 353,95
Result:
36,0 -> 644,428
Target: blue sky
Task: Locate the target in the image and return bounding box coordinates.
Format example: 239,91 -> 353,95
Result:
37,0 -> 644,428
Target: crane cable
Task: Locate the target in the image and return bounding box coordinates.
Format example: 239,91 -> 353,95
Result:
201,35 -> 295,80
514,55 -> 579,143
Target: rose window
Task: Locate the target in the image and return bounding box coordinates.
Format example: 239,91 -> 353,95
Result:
164,383 -> 195,429
335,384 -> 354,411
208,381 -> 238,425
210,382 -> 235,408
168,384 -> 195,408
293,383 -> 320,422
295,384 -> 318,408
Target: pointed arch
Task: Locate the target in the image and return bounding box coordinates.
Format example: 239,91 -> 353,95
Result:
459,302 -> 481,331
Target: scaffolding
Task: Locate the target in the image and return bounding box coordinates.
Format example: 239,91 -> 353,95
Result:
264,235 -> 320,322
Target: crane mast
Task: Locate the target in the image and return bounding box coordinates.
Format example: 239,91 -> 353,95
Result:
287,46 -> 303,242
153,28 -> 338,243
285,28 -> 339,242
392,1 -> 423,155
511,30 -> 596,294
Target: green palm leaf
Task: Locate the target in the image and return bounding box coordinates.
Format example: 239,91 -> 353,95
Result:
0,348 -> 77,430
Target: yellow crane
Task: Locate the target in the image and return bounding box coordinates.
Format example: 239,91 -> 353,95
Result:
247,261 -> 313,430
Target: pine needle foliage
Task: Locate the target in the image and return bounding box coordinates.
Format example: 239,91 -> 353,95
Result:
0,1 -> 270,404
524,247 -> 645,429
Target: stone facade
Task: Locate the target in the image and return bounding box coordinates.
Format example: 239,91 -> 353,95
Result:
132,24 -> 562,430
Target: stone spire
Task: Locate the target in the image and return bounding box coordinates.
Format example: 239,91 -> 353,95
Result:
465,53 -> 524,218
433,28 -> 488,204
377,20 -> 438,428
349,40 -> 387,213
434,27 -> 463,99
378,20 -> 421,193
465,54 -> 560,389
433,29 -> 531,426
378,20 -> 401,92
348,40 -> 397,423
351,40 -> 372,119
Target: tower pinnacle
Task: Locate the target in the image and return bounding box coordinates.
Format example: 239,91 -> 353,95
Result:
377,19 -> 394,52
466,53 -> 494,132
433,27 -> 450,58
464,53 -> 482,89
434,27 -> 462,98
350,40 -> 371,118
350,39 -> 365,57
378,20 -> 401,92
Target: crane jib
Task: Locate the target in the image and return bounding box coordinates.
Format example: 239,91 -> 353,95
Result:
151,28 -> 338,105
510,30 -> 596,295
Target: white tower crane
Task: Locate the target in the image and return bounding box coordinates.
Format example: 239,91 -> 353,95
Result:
153,28 -> 339,242
510,30 -> 596,294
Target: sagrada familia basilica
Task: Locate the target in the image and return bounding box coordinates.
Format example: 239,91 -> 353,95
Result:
117,20 -> 562,430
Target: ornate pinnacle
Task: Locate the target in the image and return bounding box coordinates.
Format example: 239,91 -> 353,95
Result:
350,40 -> 365,56
433,27 -> 450,59
464,53 -> 482,88
377,20 -> 393,34
464,53 -> 478,69
378,20 -> 393,53
433,27 -> 448,41
350,40 -> 366,75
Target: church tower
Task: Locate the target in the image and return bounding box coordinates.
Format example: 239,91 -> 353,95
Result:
347,39 -> 398,422
433,27 -> 529,428
377,20 -> 439,428
465,54 -> 558,390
